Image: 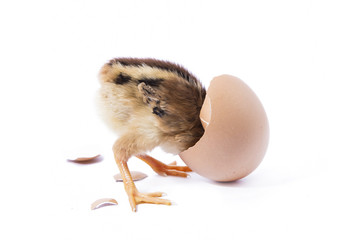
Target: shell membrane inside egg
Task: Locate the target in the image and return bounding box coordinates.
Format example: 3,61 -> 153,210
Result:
199,95 -> 211,129
180,75 -> 269,182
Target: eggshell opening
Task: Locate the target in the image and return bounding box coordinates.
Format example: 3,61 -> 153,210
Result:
179,75 -> 269,182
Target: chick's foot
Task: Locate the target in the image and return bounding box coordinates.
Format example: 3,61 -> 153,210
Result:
126,186 -> 171,212
136,154 -> 192,177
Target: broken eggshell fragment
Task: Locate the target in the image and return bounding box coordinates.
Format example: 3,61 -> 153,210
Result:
114,171 -> 148,182
91,198 -> 118,210
179,75 -> 269,182
67,154 -> 102,163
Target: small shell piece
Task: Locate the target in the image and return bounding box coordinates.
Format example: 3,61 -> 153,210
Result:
91,198 -> 118,210
114,171 -> 148,182
67,154 -> 102,163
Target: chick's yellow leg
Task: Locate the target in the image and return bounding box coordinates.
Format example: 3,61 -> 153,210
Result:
114,154 -> 171,212
136,154 -> 192,177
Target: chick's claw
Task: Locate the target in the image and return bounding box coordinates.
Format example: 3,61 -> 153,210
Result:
160,169 -> 189,178
143,192 -> 164,197
168,161 -> 192,172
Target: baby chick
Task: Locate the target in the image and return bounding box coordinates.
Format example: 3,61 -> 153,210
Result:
97,58 -> 206,211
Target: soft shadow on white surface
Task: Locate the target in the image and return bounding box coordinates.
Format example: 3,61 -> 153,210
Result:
207,171 -> 297,189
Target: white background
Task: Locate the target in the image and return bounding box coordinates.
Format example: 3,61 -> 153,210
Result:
1,0 -> 338,239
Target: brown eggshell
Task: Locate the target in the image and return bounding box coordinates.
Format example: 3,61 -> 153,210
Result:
179,75 -> 269,182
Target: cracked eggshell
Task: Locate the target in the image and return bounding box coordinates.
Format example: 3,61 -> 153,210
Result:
179,75 -> 269,182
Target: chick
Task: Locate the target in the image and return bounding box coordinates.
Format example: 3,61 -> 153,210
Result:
97,58 -> 206,211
